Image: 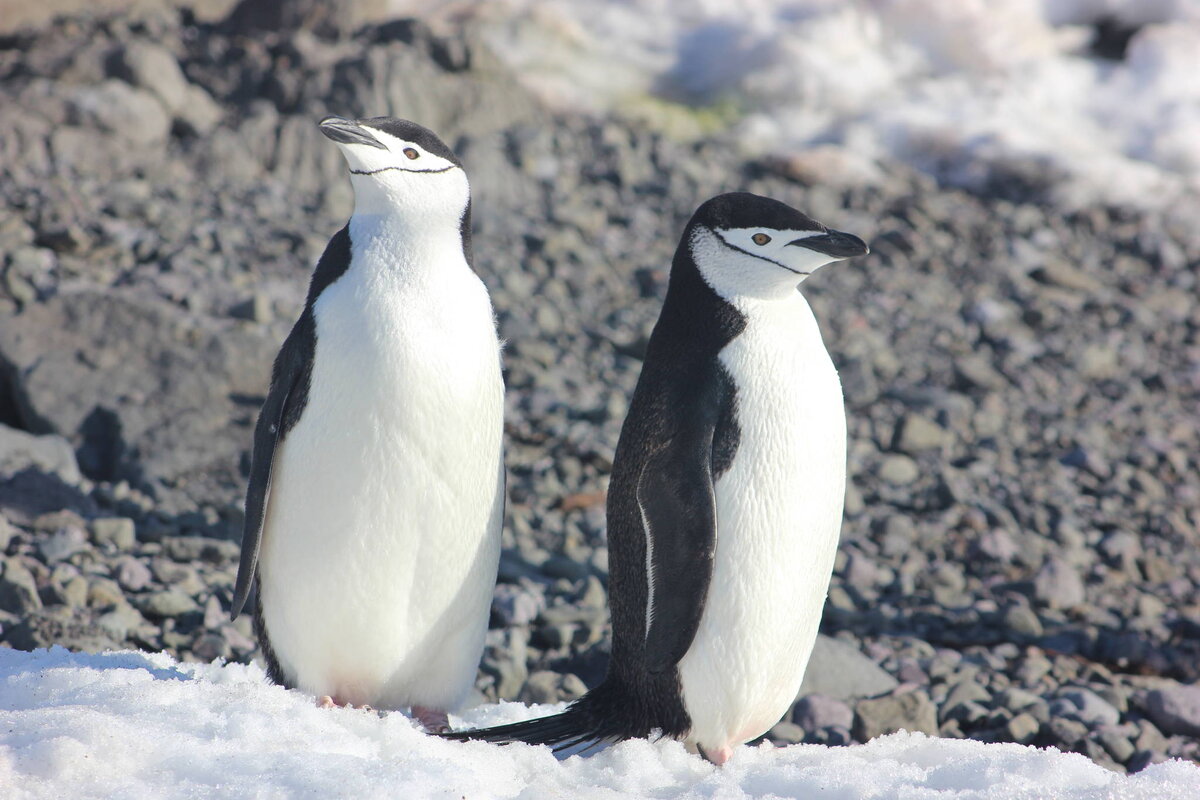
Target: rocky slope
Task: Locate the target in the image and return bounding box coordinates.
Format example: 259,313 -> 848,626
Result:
0,2 -> 1198,773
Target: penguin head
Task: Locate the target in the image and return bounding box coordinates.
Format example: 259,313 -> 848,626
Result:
319,116 -> 469,222
685,192 -> 868,301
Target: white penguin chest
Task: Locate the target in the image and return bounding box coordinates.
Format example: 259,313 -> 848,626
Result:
678,292 -> 847,749
257,241 -> 505,709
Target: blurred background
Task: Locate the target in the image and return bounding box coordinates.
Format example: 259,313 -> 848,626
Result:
0,0 -> 1197,773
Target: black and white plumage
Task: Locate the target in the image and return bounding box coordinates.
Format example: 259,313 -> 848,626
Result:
445,192 -> 867,763
231,117 -> 504,727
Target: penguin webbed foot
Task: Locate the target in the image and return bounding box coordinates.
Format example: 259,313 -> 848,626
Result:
413,706 -> 451,734
315,695 -> 375,713
697,743 -> 734,766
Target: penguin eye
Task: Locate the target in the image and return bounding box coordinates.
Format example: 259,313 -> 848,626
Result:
752,233 -> 771,245
403,148 -> 420,160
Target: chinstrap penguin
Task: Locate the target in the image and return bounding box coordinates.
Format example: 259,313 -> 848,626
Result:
445,192 -> 867,762
231,116 -> 505,733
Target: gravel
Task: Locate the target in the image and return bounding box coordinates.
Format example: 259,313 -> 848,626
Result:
0,0 -> 1197,774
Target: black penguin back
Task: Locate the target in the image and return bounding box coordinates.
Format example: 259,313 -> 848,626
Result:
594,213 -> 746,732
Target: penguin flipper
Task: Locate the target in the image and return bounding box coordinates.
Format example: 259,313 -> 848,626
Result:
231,315 -> 313,620
635,373 -> 730,675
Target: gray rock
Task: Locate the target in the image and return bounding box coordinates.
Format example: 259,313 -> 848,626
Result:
954,356 -> 1006,390
114,556 -> 153,592
799,635 -> 899,700
0,424 -> 81,484
1051,687 -> 1121,727
975,529 -> 1019,563
1143,685 -> 1200,737
37,522 -> 89,563
853,691 -> 939,741
58,575 -> 89,608
87,576 -> 125,609
1004,712 -> 1040,744
793,694 -> 853,731
1003,603 -> 1044,637
998,687 -> 1043,714
0,513 -> 15,552
942,680 -> 991,718
942,700 -> 989,727
1134,719 -> 1170,753
877,515 -> 916,557
1127,750 -> 1163,774
894,414 -> 951,452
768,721 -> 806,744
175,84 -> 224,136
136,590 -> 200,618
491,582 -> 545,627
1046,717 -> 1089,747
539,603 -> 605,627
519,670 -> 583,705
161,536 -> 239,564
70,80 -> 170,146
112,41 -> 189,113
0,557 -> 43,613
1033,558 -> 1085,609
1015,652 -> 1053,685
1099,530 -> 1140,572
203,594 -> 226,629
0,291 -> 275,511
91,517 -> 136,550
1032,258 -> 1102,292
96,601 -> 147,641
1099,729 -> 1135,764
229,294 -> 272,323
541,554 -> 590,582
150,560 -> 204,596
480,627 -> 528,700
192,631 -> 231,662
879,455 -> 920,486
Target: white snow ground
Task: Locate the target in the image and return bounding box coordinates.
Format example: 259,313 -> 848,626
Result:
2,648 -> 1198,799
407,0 -> 1200,209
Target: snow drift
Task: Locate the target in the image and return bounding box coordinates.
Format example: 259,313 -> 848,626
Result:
411,0 -> 1200,208
2,648 -> 1198,799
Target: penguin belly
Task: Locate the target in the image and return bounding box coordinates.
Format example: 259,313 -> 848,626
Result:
677,294 -> 846,753
258,266 -> 503,711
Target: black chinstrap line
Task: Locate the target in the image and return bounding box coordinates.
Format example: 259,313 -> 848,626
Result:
349,165 -> 456,176
719,239 -> 812,276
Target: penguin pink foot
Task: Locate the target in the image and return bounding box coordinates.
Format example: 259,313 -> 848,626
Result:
699,744 -> 734,766
413,706 -> 451,734
316,695 -> 373,712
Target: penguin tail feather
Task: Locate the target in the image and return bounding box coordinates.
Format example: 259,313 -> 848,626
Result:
441,702 -> 620,754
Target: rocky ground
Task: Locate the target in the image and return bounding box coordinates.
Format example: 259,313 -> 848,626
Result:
1,2 -> 1199,775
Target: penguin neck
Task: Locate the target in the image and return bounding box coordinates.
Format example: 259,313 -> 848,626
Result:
347,209 -> 469,282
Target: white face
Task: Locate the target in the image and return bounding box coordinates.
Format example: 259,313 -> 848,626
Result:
691,226 -> 847,301
323,120 -> 469,222
336,127 -> 460,178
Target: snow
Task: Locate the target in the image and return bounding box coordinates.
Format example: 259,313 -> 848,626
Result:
2,648 -> 1199,799
408,0 -> 1200,208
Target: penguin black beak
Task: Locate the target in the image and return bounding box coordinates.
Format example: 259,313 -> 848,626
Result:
788,229 -> 869,259
319,116 -> 387,150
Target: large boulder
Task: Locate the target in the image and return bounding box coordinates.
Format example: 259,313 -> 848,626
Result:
799,635 -> 900,701
0,289 -> 276,512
